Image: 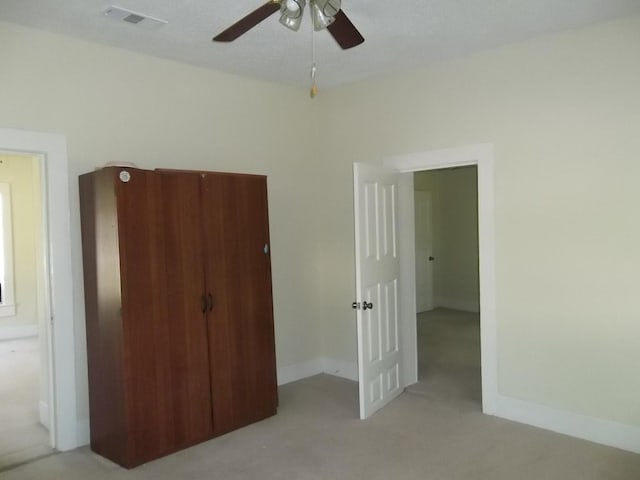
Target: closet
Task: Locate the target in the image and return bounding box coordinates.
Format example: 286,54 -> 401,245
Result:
79,167 -> 277,468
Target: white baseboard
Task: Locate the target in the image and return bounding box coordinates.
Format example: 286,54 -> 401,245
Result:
496,394 -> 640,454
277,358 -> 325,385
39,401 -> 50,430
277,357 -> 358,386
321,358 -> 358,381
0,324 -> 38,340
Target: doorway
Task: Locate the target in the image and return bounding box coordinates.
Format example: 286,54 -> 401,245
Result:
0,152 -> 54,469
385,143 -> 497,415
0,128 -> 78,452
407,166 -> 481,406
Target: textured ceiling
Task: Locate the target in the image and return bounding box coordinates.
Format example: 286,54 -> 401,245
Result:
1,0 -> 639,88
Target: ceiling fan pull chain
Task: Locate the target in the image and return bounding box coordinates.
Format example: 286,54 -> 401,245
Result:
310,11 -> 318,98
310,63 -> 318,98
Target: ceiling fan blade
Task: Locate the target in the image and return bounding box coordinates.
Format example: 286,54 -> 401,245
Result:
213,1 -> 281,42
327,9 -> 364,49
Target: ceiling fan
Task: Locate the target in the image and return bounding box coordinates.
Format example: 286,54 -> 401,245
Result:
212,0 -> 365,50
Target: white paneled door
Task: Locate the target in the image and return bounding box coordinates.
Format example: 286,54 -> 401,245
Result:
353,163 -> 403,420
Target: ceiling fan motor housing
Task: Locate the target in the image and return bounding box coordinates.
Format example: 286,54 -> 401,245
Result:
212,0 -> 364,50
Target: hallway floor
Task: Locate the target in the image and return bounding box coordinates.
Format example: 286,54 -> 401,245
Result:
0,337 -> 53,472
406,308 -> 481,406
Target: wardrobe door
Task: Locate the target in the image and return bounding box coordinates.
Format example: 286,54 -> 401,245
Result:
201,173 -> 278,435
156,172 -> 214,444
115,169 -> 212,466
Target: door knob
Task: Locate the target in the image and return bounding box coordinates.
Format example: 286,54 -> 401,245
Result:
428,256 -> 435,261
352,301 -> 373,310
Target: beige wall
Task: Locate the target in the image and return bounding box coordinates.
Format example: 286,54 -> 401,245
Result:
0,21 -> 323,423
415,167 -> 479,312
0,153 -> 41,329
316,15 -> 640,427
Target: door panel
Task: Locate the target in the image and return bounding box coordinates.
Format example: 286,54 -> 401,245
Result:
354,163 -> 403,419
201,173 -> 277,435
115,169 -> 212,465
156,172 -> 213,444
365,284 -> 381,363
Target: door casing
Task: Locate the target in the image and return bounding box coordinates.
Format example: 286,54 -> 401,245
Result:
0,127 -> 77,449
384,143 -> 497,415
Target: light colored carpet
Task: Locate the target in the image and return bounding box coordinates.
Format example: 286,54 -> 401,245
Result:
2,373 -> 640,479
0,337 -> 53,472
406,308 -> 482,406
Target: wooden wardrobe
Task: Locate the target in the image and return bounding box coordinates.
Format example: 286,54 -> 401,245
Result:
79,167 -> 278,468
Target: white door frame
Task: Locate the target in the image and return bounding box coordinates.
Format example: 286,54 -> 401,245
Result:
384,143 -> 497,415
0,127 -> 78,449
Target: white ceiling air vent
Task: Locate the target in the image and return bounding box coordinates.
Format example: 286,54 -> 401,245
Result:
103,6 -> 168,30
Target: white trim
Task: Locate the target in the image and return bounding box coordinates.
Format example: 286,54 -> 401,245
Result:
277,358 -> 325,385
496,394 -> 640,454
0,324 -> 38,339
0,127 -> 77,451
321,357 -> 358,382
384,143 -> 498,415
277,358 -> 358,386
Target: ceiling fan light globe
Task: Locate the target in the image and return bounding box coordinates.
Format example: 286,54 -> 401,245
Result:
279,12 -> 303,31
285,0 -> 299,11
311,3 -> 335,31
280,0 -> 305,18
314,0 -> 341,17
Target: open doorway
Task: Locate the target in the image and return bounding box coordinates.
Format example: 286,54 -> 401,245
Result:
0,153 -> 54,470
407,166 -> 481,406
0,128 -> 78,453
385,143 -> 497,415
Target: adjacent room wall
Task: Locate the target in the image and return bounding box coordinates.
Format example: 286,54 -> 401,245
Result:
414,166 -> 479,312
0,153 -> 41,332
316,14 -> 640,429
0,20 -> 324,434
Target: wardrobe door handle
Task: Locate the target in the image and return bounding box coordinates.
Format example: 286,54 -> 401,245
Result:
201,294 -> 207,314
207,293 -> 214,312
